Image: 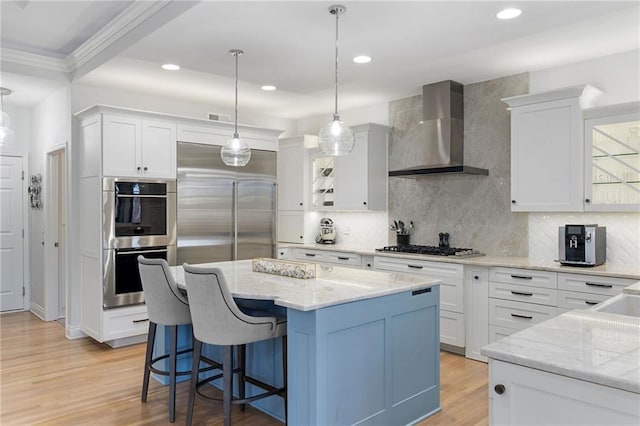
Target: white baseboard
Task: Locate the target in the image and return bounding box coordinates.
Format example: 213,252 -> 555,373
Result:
30,303 -> 46,320
66,324 -> 87,340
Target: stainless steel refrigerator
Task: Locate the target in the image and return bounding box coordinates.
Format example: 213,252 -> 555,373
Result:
177,142 -> 277,264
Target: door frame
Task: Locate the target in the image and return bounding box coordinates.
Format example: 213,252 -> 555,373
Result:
43,143 -> 68,321
0,151 -> 30,312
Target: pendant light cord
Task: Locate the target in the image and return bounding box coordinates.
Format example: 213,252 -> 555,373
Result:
233,51 -> 239,138
333,9 -> 340,118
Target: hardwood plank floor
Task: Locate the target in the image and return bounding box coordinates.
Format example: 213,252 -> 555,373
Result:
0,312 -> 488,425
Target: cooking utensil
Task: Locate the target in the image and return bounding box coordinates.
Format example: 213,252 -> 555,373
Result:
398,220 -> 405,233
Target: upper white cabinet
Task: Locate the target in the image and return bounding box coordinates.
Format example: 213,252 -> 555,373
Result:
583,102 -> 640,211
312,123 -> 390,211
503,85 -> 601,212
278,135 -> 314,211
103,115 -> 176,179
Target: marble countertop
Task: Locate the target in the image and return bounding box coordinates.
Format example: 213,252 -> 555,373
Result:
624,282 -> 640,295
481,310 -> 640,393
171,259 -> 440,312
279,243 -> 640,279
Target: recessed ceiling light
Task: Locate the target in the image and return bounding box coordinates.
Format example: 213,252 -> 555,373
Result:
353,55 -> 372,64
161,64 -> 180,71
261,85 -> 277,91
496,8 -> 522,20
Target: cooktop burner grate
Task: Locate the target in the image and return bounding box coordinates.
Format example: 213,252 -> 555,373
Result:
376,245 -> 484,257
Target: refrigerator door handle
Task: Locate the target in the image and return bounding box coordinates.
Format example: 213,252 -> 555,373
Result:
273,182 -> 278,257
233,180 -> 238,261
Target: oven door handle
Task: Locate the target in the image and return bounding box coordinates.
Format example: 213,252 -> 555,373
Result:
115,194 -> 168,199
116,248 -> 168,256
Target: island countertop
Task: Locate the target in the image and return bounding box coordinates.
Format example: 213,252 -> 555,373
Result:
481,309 -> 640,393
171,259 -> 440,311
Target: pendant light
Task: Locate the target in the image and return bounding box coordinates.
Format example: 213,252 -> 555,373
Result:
221,49 -> 251,167
318,4 -> 354,156
0,87 -> 16,146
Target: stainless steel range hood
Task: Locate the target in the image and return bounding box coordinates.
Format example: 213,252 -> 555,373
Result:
389,80 -> 489,178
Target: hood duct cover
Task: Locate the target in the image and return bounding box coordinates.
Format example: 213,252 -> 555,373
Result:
389,80 -> 489,178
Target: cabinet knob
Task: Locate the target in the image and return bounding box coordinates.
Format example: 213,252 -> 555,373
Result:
363,201 -> 367,205
511,200 -> 516,204
137,166 -> 141,171
299,202 -> 303,206
143,166 -> 148,171
474,275 -> 479,280
585,198 -> 591,203
299,236 -> 303,239
494,384 -> 506,395
367,263 -> 372,268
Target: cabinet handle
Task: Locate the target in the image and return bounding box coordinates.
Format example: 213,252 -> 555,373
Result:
474,275 -> 479,280
143,166 -> 148,171
585,198 -> 591,203
585,300 -> 599,306
337,256 -> 350,260
132,318 -> 149,323
137,166 -> 141,171
299,236 -> 303,239
494,384 -> 506,395
510,313 -> 533,320
511,200 -> 516,204
367,263 -> 372,268
305,253 -> 316,257
585,282 -> 613,289
408,264 -> 424,269
511,290 -> 533,297
299,202 -> 303,206
363,201 -> 367,205
510,274 -> 532,280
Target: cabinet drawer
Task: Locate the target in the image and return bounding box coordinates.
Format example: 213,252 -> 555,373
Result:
489,298 -> 557,331
440,310 -> 465,348
557,290 -> 610,310
293,248 -> 327,262
490,267 -> 557,289
557,273 -> 635,297
489,282 -> 558,307
103,306 -> 149,340
489,325 -> 518,344
323,252 -> 362,267
374,256 -> 463,279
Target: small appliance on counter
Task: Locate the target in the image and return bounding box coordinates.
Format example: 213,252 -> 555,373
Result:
558,224 -> 606,267
316,217 -> 336,244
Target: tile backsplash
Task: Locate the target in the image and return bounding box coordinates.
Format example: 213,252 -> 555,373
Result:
529,212 -> 640,265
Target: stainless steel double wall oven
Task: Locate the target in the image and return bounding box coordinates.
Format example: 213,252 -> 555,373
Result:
103,178 -> 177,308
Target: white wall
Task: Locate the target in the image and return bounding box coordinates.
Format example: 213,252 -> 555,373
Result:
0,104 -> 32,154
71,83 -> 296,136
30,85 -> 72,321
530,49 -> 640,105
295,102 -> 388,134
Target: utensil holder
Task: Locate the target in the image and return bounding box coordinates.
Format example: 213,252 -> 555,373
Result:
397,234 -> 410,246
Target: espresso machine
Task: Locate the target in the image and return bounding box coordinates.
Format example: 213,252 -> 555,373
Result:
316,217 -> 336,244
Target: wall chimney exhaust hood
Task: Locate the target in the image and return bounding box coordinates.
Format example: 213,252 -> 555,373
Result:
389,80 -> 489,178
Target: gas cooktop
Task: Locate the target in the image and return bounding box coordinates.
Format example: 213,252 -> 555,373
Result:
376,245 -> 484,258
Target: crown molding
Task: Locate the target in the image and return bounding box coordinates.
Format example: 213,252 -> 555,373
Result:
64,1 -> 175,72
1,47 -> 69,73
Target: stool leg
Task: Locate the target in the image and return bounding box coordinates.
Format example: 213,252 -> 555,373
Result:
223,345 -> 233,426
169,325 -> 178,423
186,337 -> 202,426
282,335 -> 288,425
238,344 -> 246,411
141,321 -> 157,402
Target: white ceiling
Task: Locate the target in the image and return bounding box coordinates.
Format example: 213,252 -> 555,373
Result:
1,1 -> 639,118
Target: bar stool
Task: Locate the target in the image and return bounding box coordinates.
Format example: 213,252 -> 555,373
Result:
138,256 -> 220,423
183,264 -> 287,426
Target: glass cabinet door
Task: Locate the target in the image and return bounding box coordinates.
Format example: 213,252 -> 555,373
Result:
312,155 -> 335,209
585,108 -> 640,211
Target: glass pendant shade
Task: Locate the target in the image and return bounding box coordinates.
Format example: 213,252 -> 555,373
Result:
221,134 -> 251,167
0,87 -> 14,146
0,111 -> 10,128
318,115 -> 354,156
0,126 -> 15,145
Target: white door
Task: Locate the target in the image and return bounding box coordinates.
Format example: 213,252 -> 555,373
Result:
0,155 -> 25,311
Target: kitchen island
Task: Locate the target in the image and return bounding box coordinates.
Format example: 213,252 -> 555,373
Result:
171,259 -> 442,425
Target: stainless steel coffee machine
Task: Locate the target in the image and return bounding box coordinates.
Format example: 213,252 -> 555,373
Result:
558,224 -> 606,267
316,217 -> 336,244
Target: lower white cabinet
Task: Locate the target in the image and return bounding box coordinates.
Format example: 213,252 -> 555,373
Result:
277,247 -> 291,259
464,266 -> 489,362
374,256 -> 465,350
292,248 -> 362,269
489,298 -> 558,331
489,359 -> 640,425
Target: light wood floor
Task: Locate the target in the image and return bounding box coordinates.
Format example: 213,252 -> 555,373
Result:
0,312 -> 488,425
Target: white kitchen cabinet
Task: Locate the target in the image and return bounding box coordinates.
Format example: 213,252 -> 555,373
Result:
489,359 -> 640,425
584,102 -> 640,211
292,248 -> 362,269
102,114 -> 176,179
311,123 -> 390,211
374,255 -> 465,351
464,266 -> 489,362
503,85 -> 601,212
278,135 -> 314,211
277,247 -> 291,259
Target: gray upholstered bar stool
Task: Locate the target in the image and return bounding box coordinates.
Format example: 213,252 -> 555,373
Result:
138,256 -> 220,423
183,264 -> 287,426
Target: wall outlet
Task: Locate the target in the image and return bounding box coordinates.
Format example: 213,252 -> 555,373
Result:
342,225 -> 350,235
